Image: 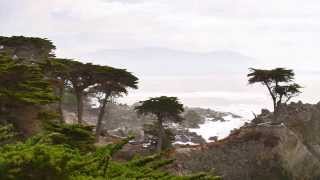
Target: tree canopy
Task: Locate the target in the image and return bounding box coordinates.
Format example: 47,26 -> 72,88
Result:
0,36 -> 56,61
92,65 -> 138,141
135,96 -> 184,152
0,53 -> 56,107
135,96 -> 184,121
64,60 -> 96,123
248,68 -> 302,113
0,35 -> 222,179
40,58 -> 75,122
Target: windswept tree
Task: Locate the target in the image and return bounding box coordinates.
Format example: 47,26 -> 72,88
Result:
248,68 -> 302,113
135,96 -> 184,152
92,66 -> 138,141
40,58 -> 72,123
0,53 -> 56,108
0,53 -> 56,134
67,61 -> 96,124
0,36 -> 56,61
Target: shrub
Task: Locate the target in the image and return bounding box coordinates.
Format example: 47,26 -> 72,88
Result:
0,123 -> 220,180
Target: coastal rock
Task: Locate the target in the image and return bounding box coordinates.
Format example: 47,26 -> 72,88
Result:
171,102 -> 320,180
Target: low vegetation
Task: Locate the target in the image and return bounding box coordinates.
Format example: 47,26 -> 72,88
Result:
0,122 -> 220,180
0,36 -> 220,179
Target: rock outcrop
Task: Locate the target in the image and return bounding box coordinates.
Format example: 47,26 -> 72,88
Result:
171,102 -> 320,180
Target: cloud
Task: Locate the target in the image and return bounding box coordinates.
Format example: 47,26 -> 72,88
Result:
2,0 -> 320,110
1,0 -> 319,71
0,0 -> 320,69
1,0 -> 320,69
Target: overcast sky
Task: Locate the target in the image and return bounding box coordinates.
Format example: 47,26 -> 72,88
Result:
1,0 -> 320,116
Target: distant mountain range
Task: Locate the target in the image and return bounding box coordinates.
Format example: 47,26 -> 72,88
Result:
81,47 -> 265,114
83,47 -> 257,76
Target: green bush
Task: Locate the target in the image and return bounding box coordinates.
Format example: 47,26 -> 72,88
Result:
0,124 -> 17,145
0,123 -> 220,180
42,121 -> 95,152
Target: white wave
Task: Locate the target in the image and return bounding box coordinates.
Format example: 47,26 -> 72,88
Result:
173,141 -> 198,145
189,115 -> 250,142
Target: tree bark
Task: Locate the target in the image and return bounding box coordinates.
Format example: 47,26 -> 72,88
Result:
264,82 -> 279,121
95,93 -> 110,142
265,82 -> 277,112
76,92 -> 83,124
58,86 -> 64,123
157,116 -> 165,153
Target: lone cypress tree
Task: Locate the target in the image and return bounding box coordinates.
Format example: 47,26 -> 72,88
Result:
92,66 -> 138,141
67,61 -> 96,124
135,96 -> 184,152
40,58 -> 72,123
248,68 -> 302,114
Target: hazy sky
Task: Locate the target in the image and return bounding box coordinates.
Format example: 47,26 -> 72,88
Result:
1,0 -> 320,117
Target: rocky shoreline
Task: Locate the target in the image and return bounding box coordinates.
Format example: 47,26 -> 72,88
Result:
170,102 -> 320,180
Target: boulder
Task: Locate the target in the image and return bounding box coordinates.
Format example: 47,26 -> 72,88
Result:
172,102 -> 320,180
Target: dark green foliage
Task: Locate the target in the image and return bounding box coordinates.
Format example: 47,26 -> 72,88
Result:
40,58 -> 95,123
136,96 -> 184,122
67,61 -> 96,93
0,124 -> 17,145
37,110 -> 61,122
65,60 -> 96,123
0,39 -> 57,136
0,36 -> 220,180
0,54 -> 56,106
91,65 -> 138,141
92,65 -> 138,96
42,121 -> 95,152
0,53 -> 56,126
0,36 -> 56,60
0,126 -> 220,180
39,58 -> 72,122
40,58 -> 71,79
248,68 -> 302,112
0,142 -> 80,180
248,68 -> 294,84
129,154 -> 162,167
136,96 -> 184,152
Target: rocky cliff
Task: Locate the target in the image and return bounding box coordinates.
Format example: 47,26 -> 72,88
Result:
171,102 -> 320,180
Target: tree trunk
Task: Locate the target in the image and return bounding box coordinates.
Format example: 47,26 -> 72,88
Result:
273,81 -> 280,115
58,86 -> 64,123
273,99 -> 277,113
157,116 -> 165,153
76,92 -> 83,124
265,82 -> 277,112
95,94 -> 110,142
273,94 -> 284,121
